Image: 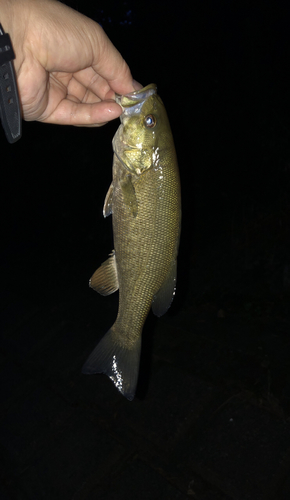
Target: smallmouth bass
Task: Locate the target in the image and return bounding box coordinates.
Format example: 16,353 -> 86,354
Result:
82,84 -> 181,400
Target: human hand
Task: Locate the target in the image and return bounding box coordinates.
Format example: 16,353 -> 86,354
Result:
0,0 -> 141,126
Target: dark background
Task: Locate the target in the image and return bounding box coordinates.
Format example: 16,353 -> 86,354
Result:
1,1 -> 290,499
2,0 -> 290,304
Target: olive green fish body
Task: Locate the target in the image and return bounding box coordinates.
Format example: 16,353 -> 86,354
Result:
82,84 -> 181,400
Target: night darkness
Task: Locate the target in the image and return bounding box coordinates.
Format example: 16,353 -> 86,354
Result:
1,1 -> 290,498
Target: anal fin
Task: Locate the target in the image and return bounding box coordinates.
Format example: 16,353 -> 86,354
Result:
89,251 -> 119,296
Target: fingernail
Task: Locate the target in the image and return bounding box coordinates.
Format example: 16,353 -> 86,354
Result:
132,79 -> 143,90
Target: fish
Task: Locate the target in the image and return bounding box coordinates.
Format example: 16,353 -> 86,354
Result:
82,83 -> 181,400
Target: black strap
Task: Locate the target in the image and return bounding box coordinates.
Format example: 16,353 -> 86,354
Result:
0,23 -> 21,143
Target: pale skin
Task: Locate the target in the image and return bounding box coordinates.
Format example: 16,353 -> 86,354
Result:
0,0 -> 142,126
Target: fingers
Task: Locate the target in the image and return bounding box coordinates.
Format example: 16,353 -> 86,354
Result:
132,80 -> 143,91
89,24 -> 136,96
68,67 -> 116,102
67,67 -> 142,104
39,98 -> 123,126
20,67 -> 128,125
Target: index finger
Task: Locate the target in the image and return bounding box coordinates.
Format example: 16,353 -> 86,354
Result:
90,23 -> 140,95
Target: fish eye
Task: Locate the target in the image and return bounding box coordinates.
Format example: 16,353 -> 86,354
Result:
144,114 -> 156,128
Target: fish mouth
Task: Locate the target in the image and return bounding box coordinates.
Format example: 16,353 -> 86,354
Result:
115,83 -> 157,119
113,84 -> 157,172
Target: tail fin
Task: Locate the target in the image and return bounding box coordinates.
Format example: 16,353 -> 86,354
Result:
82,327 -> 141,401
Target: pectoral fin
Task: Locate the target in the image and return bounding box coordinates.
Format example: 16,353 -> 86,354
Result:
103,183 -> 113,218
89,251 -> 119,296
151,259 -> 177,317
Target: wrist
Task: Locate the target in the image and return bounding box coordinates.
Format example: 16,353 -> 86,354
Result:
0,0 -> 30,74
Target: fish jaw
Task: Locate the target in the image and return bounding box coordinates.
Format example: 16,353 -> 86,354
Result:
115,83 -> 157,119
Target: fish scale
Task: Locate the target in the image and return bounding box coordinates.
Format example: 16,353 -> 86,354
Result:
82,84 -> 181,400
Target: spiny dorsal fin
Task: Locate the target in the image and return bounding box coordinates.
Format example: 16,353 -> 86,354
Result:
89,251 -> 119,296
